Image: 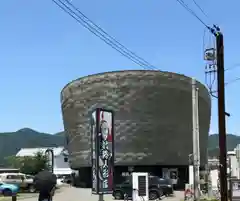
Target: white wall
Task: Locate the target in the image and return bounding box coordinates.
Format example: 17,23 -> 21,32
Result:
229,155 -> 239,178
210,169 -> 219,190
52,153 -> 72,175
54,155 -> 70,169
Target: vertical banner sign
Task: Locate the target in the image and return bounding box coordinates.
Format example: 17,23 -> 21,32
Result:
91,108 -> 114,194
98,108 -> 114,194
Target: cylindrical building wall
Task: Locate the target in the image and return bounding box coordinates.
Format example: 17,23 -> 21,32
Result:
61,70 -> 211,169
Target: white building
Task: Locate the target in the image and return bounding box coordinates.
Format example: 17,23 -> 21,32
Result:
227,150 -> 239,178
16,147 -> 72,176
208,150 -> 240,192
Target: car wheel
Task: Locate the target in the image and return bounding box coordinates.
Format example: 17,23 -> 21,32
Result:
3,189 -> 12,196
149,190 -> 160,200
159,189 -> 164,197
114,191 -> 123,200
28,185 -> 36,193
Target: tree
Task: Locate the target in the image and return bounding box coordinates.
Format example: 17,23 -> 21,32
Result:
5,151 -> 48,175
4,155 -> 22,168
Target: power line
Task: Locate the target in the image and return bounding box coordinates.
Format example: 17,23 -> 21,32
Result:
192,0 -> 208,18
206,76 -> 240,94
225,64 -> 240,72
64,0 -> 156,69
51,0 -> 157,70
175,0 -> 210,29
53,0 -> 149,68
223,65 -> 240,86
225,77 -> 240,86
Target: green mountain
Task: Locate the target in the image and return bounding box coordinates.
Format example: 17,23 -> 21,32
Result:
0,129 -> 239,166
0,128 -> 65,166
208,134 -> 240,157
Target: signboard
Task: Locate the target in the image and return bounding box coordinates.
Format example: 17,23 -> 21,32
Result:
91,108 -> 114,194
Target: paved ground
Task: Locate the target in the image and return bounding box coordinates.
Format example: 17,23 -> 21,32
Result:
19,186 -> 184,201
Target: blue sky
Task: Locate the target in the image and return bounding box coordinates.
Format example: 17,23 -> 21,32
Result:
0,0 -> 240,134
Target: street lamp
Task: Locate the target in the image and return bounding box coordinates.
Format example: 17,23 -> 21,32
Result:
45,149 -> 54,173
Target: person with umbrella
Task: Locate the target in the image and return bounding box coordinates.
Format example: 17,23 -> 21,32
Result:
34,168 -> 57,201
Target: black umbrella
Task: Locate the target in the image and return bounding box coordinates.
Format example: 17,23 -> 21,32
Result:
34,170 -> 57,191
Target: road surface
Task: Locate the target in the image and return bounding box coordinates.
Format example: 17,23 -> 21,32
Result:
20,186 -> 184,201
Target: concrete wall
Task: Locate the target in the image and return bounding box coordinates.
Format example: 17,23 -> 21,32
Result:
61,70 -> 211,169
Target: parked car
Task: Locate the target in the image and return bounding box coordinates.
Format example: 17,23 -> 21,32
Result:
0,182 -> 19,196
113,175 -> 174,200
0,173 -> 36,193
149,176 -> 174,197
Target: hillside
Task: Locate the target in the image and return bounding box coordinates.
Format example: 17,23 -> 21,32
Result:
0,129 -> 239,166
0,128 -> 65,166
208,134 -> 240,157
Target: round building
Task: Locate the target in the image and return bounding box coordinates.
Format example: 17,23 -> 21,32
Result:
61,70 -> 211,172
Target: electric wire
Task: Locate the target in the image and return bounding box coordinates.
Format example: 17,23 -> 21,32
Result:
63,0 -> 156,70
192,0 -> 208,18
225,77 -> 240,86
207,77 -> 240,94
203,28 -> 207,57
175,0 -> 210,29
52,0 -> 157,70
225,64 -> 240,72
53,0 -> 150,68
223,65 -> 240,86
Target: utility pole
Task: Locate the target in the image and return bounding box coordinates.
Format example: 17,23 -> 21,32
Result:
229,155 -> 232,201
195,84 -> 200,185
192,78 -> 200,201
236,144 -> 240,179
206,149 -> 213,198
195,82 -> 201,194
216,32 -> 228,201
